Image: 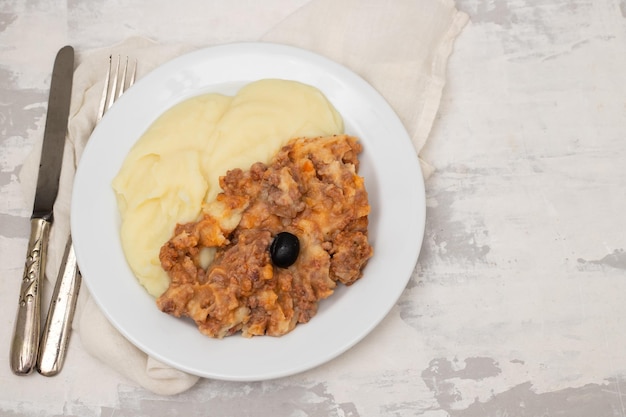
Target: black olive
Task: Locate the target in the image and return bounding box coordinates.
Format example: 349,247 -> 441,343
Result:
269,232 -> 300,268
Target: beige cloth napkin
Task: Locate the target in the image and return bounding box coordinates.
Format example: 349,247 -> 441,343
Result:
20,0 -> 467,395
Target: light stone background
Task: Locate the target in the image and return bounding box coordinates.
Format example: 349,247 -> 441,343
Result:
2,0 -> 626,416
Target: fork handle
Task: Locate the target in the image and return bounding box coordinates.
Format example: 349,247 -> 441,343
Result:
37,237 -> 81,376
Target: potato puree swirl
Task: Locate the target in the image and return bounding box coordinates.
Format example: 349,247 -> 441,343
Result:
112,79 -> 344,297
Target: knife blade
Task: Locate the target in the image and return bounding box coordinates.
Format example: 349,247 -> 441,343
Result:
10,45 -> 74,375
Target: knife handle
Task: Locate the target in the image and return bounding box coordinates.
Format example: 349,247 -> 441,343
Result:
10,218 -> 50,375
37,237 -> 81,376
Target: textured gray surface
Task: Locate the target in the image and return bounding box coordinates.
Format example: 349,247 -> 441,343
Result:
2,0 -> 626,416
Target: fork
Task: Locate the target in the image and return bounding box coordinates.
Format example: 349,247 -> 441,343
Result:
36,56 -> 136,376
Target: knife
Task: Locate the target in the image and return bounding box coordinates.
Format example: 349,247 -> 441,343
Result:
10,45 -> 74,376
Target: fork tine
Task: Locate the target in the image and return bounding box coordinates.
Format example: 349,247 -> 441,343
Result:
106,55 -> 120,112
117,57 -> 128,100
128,59 -> 137,87
97,54 -> 135,123
117,57 -> 137,96
96,55 -> 112,123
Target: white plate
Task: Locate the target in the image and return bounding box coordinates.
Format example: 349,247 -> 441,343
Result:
72,42 -> 425,381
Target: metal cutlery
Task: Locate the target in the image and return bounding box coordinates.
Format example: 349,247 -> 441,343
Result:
36,55 -> 136,376
10,45 -> 75,375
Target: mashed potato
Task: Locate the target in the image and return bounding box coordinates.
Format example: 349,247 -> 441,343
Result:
112,79 -> 344,297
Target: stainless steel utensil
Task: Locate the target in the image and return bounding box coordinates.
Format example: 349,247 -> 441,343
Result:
10,45 -> 75,376
36,237 -> 80,376
36,55 -> 136,376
